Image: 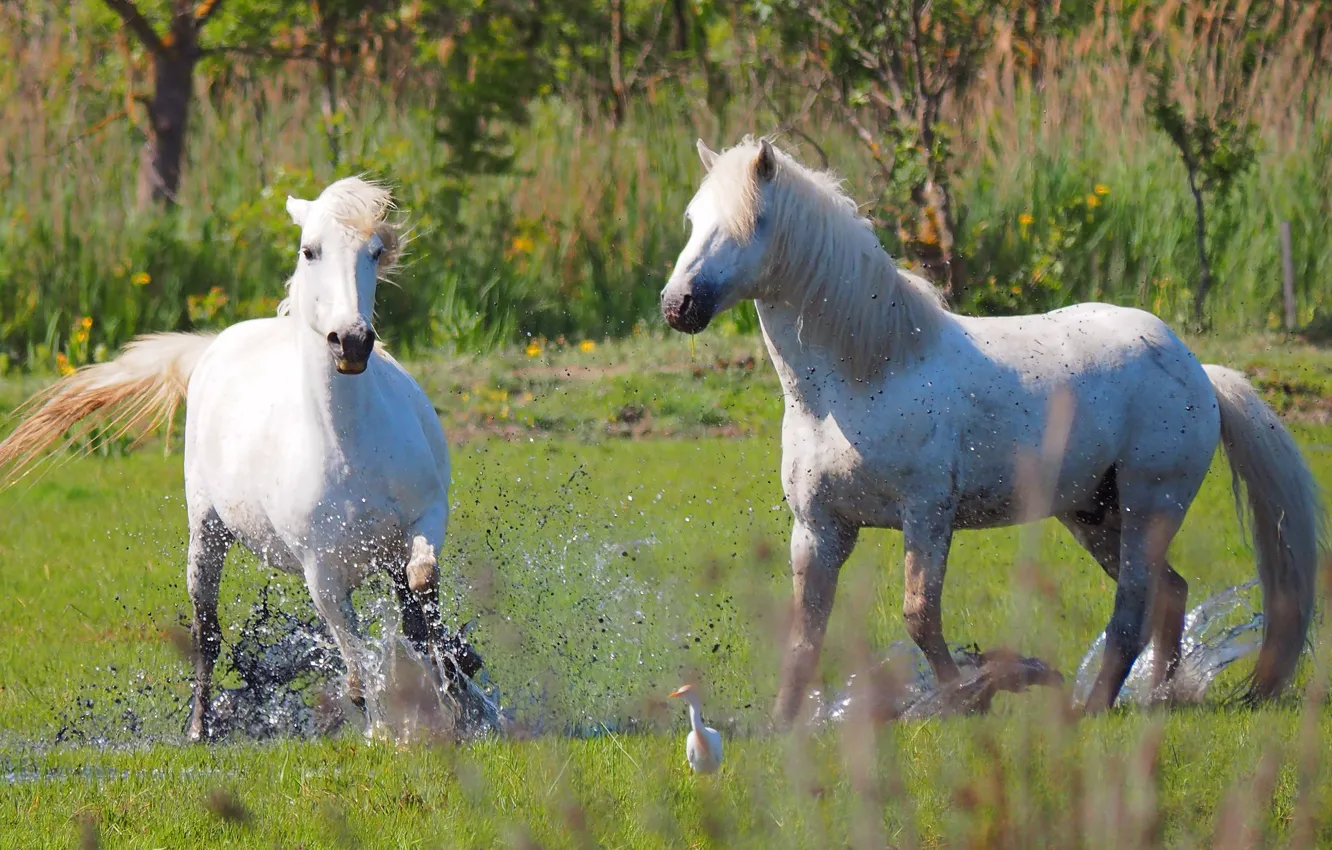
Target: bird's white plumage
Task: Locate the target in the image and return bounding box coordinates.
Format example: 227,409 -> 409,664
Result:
670,685 -> 722,774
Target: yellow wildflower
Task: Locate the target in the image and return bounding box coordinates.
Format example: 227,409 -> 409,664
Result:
1085,194 -> 1100,208
578,339 -> 596,353
510,235 -> 535,255
79,316 -> 93,331
525,342 -> 542,358
131,271 -> 151,286
1094,184 -> 1110,196
1018,213 -> 1034,227
55,352 -> 75,376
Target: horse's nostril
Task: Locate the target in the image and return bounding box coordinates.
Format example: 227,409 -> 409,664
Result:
681,294 -> 693,312
327,332 -> 340,347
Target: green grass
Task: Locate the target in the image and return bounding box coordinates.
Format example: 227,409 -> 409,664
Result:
4,336 -> 1332,846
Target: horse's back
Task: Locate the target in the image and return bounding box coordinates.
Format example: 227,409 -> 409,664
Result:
956,302 -> 1218,482
959,302 -> 1202,388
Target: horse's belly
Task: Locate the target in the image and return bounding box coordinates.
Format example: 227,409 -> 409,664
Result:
213,503 -> 303,574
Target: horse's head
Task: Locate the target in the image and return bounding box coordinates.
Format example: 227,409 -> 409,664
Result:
284,178 -> 400,375
660,138 -> 782,334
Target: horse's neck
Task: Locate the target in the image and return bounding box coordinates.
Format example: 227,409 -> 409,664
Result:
293,319 -> 373,442
756,299 -> 863,409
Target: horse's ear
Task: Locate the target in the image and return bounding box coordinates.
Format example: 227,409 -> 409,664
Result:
286,197 -> 312,227
696,139 -> 719,173
754,139 -> 776,182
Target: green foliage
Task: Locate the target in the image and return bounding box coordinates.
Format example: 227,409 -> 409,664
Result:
968,165 -> 1113,316
3,1 -> 1332,370
1148,64 -> 1259,199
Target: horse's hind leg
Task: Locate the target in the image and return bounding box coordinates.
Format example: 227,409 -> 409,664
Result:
1061,509 -> 1189,698
1077,477 -> 1189,712
186,508 -> 234,742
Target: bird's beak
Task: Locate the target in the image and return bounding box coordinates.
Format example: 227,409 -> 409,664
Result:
668,687 -> 689,698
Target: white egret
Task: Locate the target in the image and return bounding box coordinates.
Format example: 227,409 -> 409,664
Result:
669,684 -> 723,774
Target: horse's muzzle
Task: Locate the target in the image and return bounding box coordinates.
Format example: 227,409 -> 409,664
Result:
328,321 -> 376,375
661,287 -> 715,334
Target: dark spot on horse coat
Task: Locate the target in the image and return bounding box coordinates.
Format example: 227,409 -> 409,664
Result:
1075,464 -> 1119,526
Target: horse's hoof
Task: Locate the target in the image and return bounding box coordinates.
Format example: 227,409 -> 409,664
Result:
346,673 -> 366,709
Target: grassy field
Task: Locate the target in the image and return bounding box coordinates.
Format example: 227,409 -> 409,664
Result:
3,334 -> 1332,847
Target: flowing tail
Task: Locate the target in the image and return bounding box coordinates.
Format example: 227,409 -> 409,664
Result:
1204,365 -> 1326,701
0,332 -> 216,487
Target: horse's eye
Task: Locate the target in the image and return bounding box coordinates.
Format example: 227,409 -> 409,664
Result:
301,246 -> 316,261
369,244 -> 384,262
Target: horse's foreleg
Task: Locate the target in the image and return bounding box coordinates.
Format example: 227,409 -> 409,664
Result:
773,518 -> 859,729
902,505 -> 960,688
396,534 -> 441,655
186,509 -> 233,742
1084,505 -> 1183,713
304,561 -> 367,709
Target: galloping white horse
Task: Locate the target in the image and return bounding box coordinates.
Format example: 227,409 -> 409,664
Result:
661,137 -> 1324,724
0,178 -> 478,740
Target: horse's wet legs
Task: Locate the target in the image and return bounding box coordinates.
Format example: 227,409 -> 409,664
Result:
902,505 -> 960,690
1061,513 -> 1189,698
1083,507 -> 1183,713
1150,566 -> 1188,690
392,535 -> 442,659
186,509 -> 233,742
303,561 -> 367,709
773,519 -> 858,728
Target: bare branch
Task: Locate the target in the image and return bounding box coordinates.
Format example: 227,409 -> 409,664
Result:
624,1 -> 666,89
199,44 -> 319,62
102,0 -> 164,54
754,65 -> 831,169
799,3 -> 882,76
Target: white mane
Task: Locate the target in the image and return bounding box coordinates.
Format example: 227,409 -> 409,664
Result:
278,177 -> 403,317
705,138 -> 948,380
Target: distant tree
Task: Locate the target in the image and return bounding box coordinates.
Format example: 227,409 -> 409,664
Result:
101,0 -> 413,206
101,0 -> 228,208
759,0 -> 1005,302
1148,63 -> 1257,329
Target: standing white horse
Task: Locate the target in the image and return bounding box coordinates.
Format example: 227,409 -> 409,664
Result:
660,137 -> 1324,724
0,177 -> 479,740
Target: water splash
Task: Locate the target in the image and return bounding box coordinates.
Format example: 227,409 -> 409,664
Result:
205,585 -> 505,744
807,642 -> 1063,724
1072,581 -> 1265,708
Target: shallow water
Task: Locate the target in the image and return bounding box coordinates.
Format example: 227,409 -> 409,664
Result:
24,536 -> 670,751
1072,580 -> 1265,707
804,581 -> 1267,723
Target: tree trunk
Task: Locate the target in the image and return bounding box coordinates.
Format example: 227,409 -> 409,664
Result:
1188,167 -> 1212,329
910,174 -> 965,305
138,46 -> 196,208
318,9 -> 342,169
671,0 -> 689,53
609,0 -> 627,127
